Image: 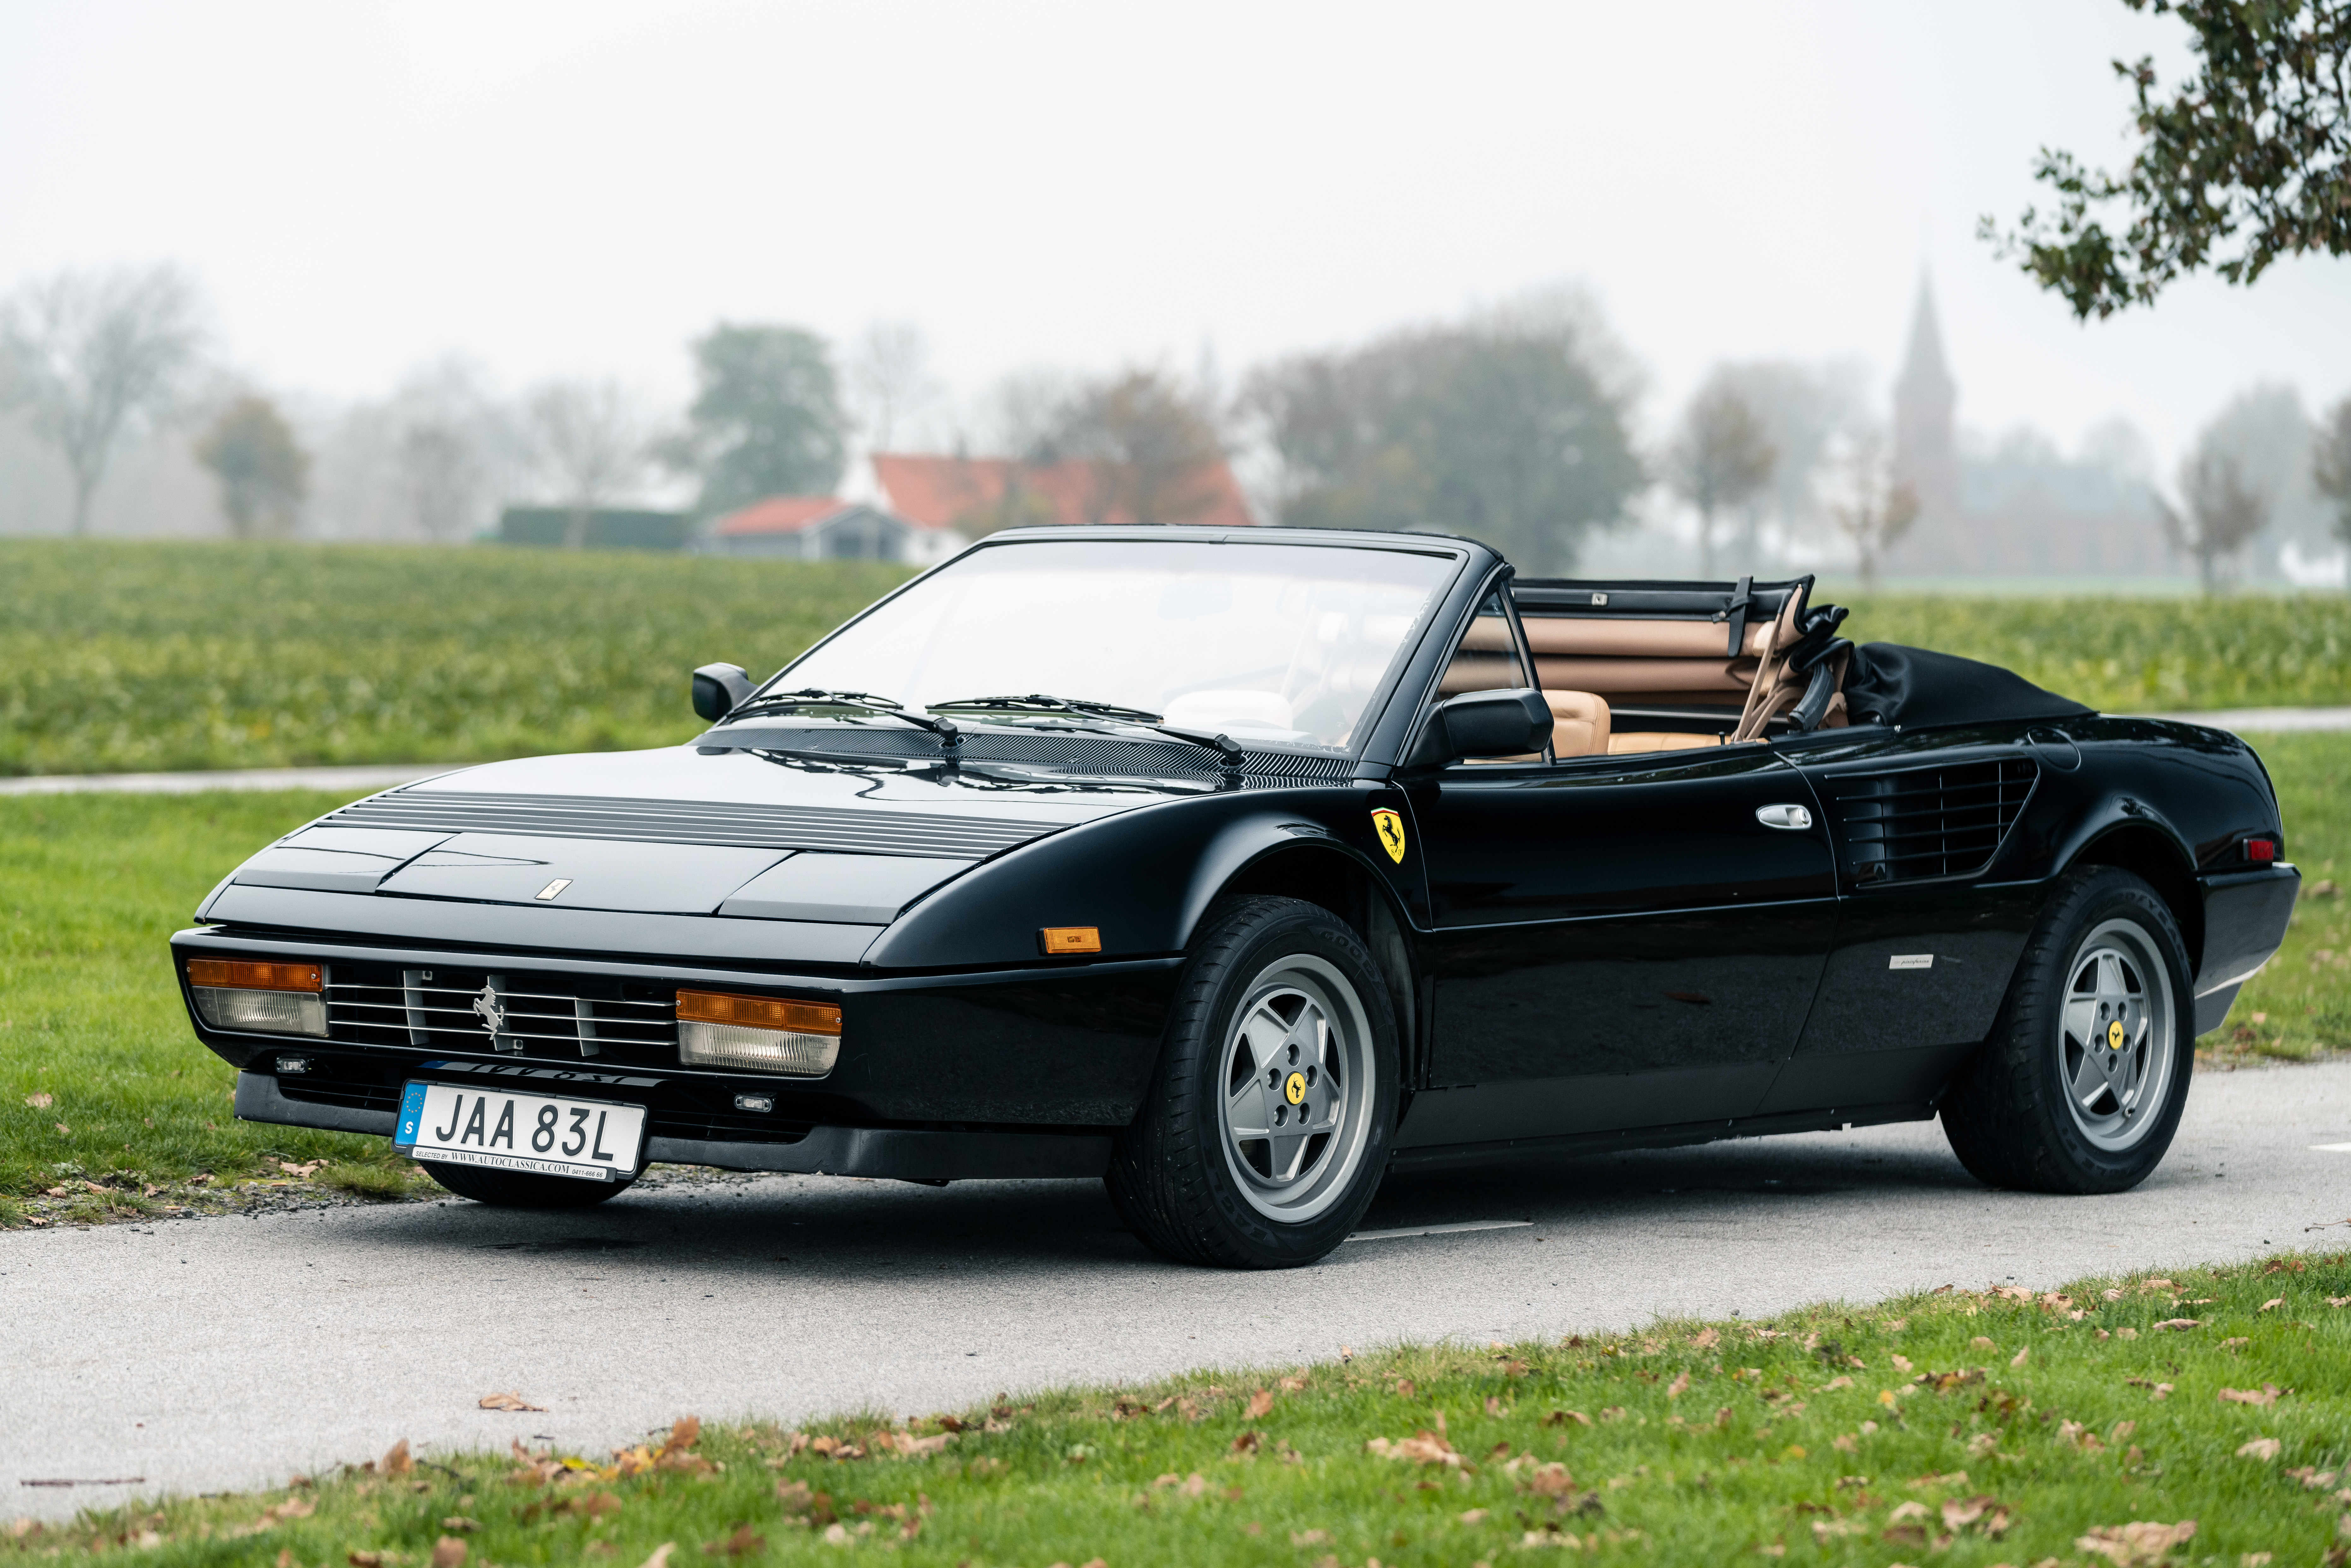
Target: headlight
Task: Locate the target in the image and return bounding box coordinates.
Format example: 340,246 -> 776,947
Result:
187,958 -> 327,1038
676,989 -> 840,1076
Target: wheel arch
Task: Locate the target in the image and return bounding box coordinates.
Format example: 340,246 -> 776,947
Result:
1200,839 -> 1425,1094
2064,822 -> 2204,974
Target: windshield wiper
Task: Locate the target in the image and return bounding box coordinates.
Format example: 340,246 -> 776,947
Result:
929,692 -> 1165,724
725,688 -> 961,748
930,693 -> 1244,770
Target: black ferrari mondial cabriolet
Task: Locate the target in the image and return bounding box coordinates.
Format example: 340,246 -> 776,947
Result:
174,526 -> 2299,1267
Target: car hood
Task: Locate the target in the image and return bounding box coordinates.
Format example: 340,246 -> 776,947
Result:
213,742 -> 1187,924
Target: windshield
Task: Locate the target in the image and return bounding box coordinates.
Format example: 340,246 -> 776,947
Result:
774,538 -> 1460,751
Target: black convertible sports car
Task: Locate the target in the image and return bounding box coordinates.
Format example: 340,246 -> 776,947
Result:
174,526 -> 2300,1267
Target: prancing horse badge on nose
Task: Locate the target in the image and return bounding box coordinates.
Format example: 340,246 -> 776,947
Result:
1371,808 -> 1407,864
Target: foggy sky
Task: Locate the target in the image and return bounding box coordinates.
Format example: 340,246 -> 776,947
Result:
5,0 -> 2347,467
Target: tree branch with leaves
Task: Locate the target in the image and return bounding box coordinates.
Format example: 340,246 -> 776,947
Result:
1985,0 -> 2350,318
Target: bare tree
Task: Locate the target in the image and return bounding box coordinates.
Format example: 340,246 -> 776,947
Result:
525,379 -> 648,549
1666,376 -> 1777,578
845,322 -> 941,454
195,395 -> 310,539
1828,432 -> 1921,591
0,265 -> 206,536
2309,395 -> 2351,551
1053,368 -> 1227,526
2160,446 -> 2271,593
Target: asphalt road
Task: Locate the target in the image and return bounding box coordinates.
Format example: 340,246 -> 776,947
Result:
9,1061 -> 2351,1520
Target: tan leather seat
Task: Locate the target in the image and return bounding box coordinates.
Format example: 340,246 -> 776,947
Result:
1545,690 -> 1611,757
1607,731 -> 1724,753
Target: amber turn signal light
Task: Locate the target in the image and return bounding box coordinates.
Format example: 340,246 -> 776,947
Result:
186,958 -> 322,993
676,990 -> 841,1036
1040,926 -> 1102,955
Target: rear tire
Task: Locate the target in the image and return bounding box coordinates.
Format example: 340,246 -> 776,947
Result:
420,1160 -> 634,1209
1107,895 -> 1399,1268
1940,867 -> 2193,1194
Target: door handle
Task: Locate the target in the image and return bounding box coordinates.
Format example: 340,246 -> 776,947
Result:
1755,803 -> 1814,830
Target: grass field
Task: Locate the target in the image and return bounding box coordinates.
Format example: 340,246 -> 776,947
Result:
11,1253 -> 2350,1566
0,541 -> 911,776
2,540 -> 2348,777
0,735 -> 2343,1224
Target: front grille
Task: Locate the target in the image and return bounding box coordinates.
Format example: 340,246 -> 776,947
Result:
322,960 -> 678,1067
328,791 -> 1064,859
1825,758 -> 2038,885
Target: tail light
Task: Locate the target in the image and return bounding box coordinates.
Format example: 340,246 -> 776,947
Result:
2242,835 -> 2280,863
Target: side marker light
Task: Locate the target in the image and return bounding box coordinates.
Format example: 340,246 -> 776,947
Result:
1040,926 -> 1101,956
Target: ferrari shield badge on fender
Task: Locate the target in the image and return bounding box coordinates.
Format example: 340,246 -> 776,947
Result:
1371,808 -> 1407,863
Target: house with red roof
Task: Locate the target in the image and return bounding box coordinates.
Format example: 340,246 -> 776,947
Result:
698,496 -> 917,560
698,449 -> 1256,562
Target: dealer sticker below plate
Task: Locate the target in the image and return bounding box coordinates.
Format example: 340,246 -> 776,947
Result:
395,1080 -> 645,1182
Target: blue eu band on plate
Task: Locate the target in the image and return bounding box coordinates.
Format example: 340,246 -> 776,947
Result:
395,1081 -> 645,1182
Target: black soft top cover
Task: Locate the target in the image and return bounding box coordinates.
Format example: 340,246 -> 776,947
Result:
1843,643 -> 2092,730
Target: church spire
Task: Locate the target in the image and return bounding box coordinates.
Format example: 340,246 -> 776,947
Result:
1892,271 -> 1958,521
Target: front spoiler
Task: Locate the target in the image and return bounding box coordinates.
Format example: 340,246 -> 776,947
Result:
233,1071 -> 1110,1182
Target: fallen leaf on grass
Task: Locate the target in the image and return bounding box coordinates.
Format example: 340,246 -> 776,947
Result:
2075,1519 -> 2196,1565
1541,1410 -> 1592,1428
1459,1508 -> 1488,1524
2010,1346 -> 2030,1367
1290,1529 -> 1329,1545
1245,1389 -> 1275,1419
430,1539 -> 467,1568
280,1161 -> 322,1178
2219,1386 -> 2283,1406
1394,1377 -> 1416,1398
1665,1372 -> 1689,1399
2238,1439 -> 2283,1461
23,1093 -> 51,1108
1279,1375 -> 1308,1392
2151,1318 -> 2201,1332
2261,1297 -> 2286,1311
1367,1431 -> 1462,1467
441,1515 -> 485,1531
700,1524 -> 764,1557
1889,1354 -> 1913,1373
1691,1328 -> 1719,1350
1231,1430 -> 1262,1454
478,1391 -> 546,1413
2285,1466 -> 2342,1489
54,1123 -> 69,1136
2127,1377 -> 2173,1399
637,1545 -> 675,1568
380,1440 -> 413,1476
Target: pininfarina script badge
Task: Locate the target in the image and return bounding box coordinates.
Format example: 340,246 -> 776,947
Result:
1370,808 -> 1407,864
470,983 -> 506,1038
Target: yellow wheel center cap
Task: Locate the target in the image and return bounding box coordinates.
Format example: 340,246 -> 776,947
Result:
2107,1019 -> 2125,1050
1284,1072 -> 1308,1105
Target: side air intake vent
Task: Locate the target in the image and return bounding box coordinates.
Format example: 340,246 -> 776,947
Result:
1824,757 -> 2038,886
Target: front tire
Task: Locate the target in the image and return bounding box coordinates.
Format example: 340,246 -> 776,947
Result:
1941,867 -> 2193,1194
1107,896 -> 1400,1268
420,1160 -> 635,1209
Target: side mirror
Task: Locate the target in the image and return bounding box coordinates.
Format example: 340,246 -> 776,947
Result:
692,663 -> 754,723
1412,688 -> 1552,766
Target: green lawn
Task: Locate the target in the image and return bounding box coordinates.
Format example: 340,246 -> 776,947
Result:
1,736 -> 2345,1223
11,1254 -> 2350,1566
2,541 -> 2348,779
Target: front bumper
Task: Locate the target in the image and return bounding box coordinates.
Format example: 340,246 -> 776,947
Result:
235,1070 -> 1111,1180
179,925 -> 1177,1176
2191,864 -> 2302,1035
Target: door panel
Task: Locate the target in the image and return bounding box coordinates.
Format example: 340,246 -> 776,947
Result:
1402,747 -> 1838,1133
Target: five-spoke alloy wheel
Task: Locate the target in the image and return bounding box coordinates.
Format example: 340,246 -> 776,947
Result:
1942,867 -> 2194,1194
1108,896 -> 1399,1267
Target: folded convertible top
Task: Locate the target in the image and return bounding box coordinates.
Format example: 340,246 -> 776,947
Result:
1842,643 -> 2092,731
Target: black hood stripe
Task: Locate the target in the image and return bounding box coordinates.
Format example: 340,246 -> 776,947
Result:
327,791 -> 1066,859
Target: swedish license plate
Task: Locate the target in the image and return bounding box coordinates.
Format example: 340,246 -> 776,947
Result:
395,1081 -> 644,1181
